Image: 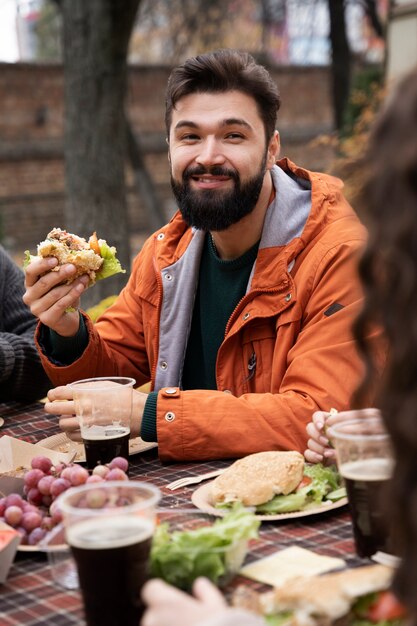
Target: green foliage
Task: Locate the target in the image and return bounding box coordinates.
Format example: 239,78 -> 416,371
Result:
86,295 -> 118,322
341,66 -> 384,139
35,1 -> 62,61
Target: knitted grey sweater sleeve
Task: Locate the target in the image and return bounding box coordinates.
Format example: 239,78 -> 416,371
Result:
0,246 -> 51,402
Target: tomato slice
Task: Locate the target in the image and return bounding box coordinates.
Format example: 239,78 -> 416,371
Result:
296,476 -> 312,491
367,591 -> 407,622
88,232 -> 101,255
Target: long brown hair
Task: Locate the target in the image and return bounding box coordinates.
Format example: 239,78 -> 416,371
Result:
354,66 -> 417,616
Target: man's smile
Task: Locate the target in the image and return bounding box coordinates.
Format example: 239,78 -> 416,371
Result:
190,174 -> 232,189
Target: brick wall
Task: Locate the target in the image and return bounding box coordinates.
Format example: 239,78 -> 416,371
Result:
0,62 -> 335,254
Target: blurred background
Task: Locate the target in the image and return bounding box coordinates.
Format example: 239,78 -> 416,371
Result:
0,0 -> 415,307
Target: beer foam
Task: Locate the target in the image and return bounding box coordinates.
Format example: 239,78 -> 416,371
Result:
81,425 -> 130,441
68,516 -> 153,550
341,458 -> 393,481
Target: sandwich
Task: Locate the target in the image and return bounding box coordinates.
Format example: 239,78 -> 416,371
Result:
24,228 -> 125,286
209,451 -> 345,515
232,564 -> 407,626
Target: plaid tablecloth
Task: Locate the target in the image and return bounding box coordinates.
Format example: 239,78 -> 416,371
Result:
0,400 -> 366,626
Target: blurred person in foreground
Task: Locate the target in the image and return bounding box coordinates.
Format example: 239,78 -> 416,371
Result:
23,49 -> 374,462
0,245 -> 50,402
305,66 -> 417,624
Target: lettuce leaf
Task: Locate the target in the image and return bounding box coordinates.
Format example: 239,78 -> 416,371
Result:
256,491 -> 308,514
150,508 -> 259,590
95,239 -> 125,281
254,463 -> 343,515
265,612 -> 293,626
23,250 -> 36,268
304,463 -> 340,491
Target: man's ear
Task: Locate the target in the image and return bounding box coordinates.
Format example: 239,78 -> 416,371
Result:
167,138 -> 171,164
267,130 -> 280,168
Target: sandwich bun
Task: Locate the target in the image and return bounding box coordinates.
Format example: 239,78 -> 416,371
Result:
37,228 -> 103,285
233,564 -> 395,626
210,451 -> 304,507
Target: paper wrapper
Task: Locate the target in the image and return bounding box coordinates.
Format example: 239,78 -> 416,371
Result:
0,435 -> 76,496
0,522 -> 21,583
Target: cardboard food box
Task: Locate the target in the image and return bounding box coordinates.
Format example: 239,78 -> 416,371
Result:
0,435 -> 76,496
0,522 -> 21,583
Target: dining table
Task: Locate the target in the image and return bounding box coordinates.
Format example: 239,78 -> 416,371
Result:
0,399 -> 367,626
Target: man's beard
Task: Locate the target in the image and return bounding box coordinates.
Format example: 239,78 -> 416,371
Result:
170,154 -> 268,232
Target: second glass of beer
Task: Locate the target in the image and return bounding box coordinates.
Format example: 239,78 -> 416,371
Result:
328,413 -> 395,558
58,481 -> 160,626
69,377 -> 136,470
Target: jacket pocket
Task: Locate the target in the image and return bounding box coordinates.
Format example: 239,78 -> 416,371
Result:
240,308 -> 302,393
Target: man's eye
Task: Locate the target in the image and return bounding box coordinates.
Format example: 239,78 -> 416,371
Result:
181,134 -> 199,142
226,133 -> 244,140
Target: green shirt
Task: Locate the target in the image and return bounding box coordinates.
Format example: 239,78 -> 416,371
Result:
142,234 -> 259,441
182,234 -> 259,390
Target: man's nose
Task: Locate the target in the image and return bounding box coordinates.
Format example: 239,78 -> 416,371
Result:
195,138 -> 225,167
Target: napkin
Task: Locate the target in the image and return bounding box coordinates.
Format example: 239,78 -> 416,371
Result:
0,435 -> 75,473
240,546 -> 345,587
0,522 -> 21,583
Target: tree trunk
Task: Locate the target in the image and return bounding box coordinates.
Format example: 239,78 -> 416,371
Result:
328,0 -> 351,132
126,120 -> 166,232
60,0 -> 140,309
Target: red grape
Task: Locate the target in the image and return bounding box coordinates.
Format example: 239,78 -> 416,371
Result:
86,474 -> 104,484
4,505 -> 23,527
24,468 -> 45,489
21,510 -> 43,532
42,495 -> 52,508
108,457 -> 129,473
27,487 -> 43,506
106,468 -> 128,481
28,527 -> 46,545
38,475 -> 54,496
69,465 -> 89,486
31,456 -> 53,473
5,493 -> 24,508
60,466 -> 73,481
0,497 -> 6,516
50,501 -> 63,525
50,478 -> 71,498
41,516 -> 54,531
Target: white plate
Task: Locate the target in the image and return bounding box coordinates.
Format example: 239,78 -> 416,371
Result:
39,432 -> 157,463
191,481 -> 348,522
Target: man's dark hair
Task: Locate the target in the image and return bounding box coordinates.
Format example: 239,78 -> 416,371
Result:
165,48 -> 281,142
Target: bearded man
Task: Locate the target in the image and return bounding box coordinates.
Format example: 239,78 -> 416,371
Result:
23,49 -> 370,462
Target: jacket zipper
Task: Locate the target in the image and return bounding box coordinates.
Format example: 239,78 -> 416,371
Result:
150,238 -> 164,389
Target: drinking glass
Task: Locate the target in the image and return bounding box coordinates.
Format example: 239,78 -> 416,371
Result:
328,413 -> 395,558
69,377 -> 135,470
58,480 -> 160,626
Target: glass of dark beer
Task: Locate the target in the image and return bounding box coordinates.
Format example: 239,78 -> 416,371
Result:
58,480 -> 161,626
69,377 -> 136,471
328,413 -> 395,558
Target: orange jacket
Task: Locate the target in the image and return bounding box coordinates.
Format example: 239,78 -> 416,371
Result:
37,159 -> 368,462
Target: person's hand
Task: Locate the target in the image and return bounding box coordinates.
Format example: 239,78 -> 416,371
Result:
23,256 -> 89,337
304,408 -> 382,464
141,578 -> 227,626
45,385 -> 148,441
45,384 -> 81,441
